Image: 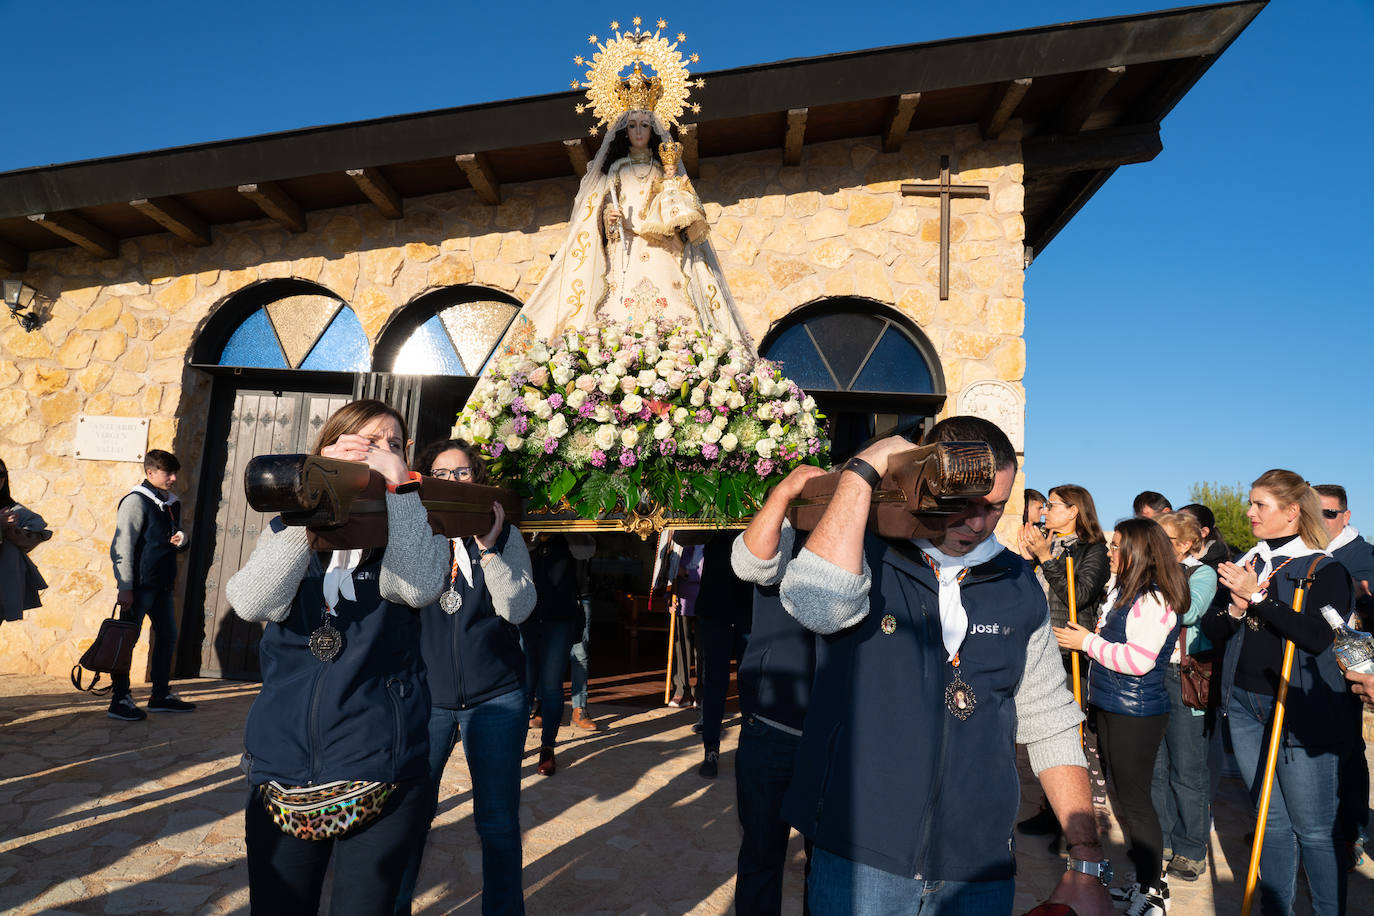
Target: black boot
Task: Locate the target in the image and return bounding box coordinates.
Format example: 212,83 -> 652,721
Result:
698,748 -> 719,779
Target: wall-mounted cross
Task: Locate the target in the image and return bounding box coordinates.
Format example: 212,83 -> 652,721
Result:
900,155 -> 990,300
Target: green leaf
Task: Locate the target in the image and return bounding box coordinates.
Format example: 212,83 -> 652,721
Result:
548,468 -> 578,504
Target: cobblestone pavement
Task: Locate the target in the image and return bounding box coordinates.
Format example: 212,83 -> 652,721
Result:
2,674 -> 1372,915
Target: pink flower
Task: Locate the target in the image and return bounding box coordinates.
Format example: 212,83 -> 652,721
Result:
490,443 -> 506,457
548,393 -> 564,409
702,443 -> 719,460
619,450 -> 637,468
658,438 -> 678,456
591,449 -> 607,468
543,437 -> 558,454
755,458 -> 775,477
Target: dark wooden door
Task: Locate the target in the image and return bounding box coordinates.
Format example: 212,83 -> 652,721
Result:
199,390 -> 350,679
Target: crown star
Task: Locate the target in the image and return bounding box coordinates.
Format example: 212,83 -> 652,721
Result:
610,20 -> 619,30
689,53 -> 699,63
632,16 -> 642,26
657,18 -> 667,29
677,32 -> 686,41
588,34 -> 597,43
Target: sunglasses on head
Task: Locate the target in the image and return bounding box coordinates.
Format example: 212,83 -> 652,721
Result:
1322,508 -> 1342,519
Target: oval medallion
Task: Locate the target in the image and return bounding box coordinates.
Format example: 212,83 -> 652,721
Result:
880,614 -> 897,635
439,589 -> 463,615
309,620 -> 343,662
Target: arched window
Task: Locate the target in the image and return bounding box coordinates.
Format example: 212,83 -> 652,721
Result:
209,281 -> 368,372
761,298 -> 946,460
379,286 -> 521,377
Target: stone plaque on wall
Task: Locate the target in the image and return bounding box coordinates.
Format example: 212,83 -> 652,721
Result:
73,416 -> 149,462
956,380 -> 1024,452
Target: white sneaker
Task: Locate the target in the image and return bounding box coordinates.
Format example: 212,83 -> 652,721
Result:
1123,882 -> 1169,916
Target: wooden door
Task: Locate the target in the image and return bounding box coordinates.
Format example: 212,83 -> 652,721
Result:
199,390 -> 350,679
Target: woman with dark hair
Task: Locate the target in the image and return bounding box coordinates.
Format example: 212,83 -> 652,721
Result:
0,457 -> 51,624
1177,502 -> 1231,567
1203,469 -> 1352,915
394,438 -> 535,916
226,400 -> 455,915
1055,518 -> 1188,916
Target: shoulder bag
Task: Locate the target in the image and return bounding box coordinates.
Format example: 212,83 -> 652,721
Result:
71,605 -> 142,695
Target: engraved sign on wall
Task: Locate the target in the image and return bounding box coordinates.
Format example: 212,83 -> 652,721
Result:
955,380 -> 1024,453
73,416 -> 150,462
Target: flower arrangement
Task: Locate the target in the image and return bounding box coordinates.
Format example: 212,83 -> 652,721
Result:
454,318 -> 828,520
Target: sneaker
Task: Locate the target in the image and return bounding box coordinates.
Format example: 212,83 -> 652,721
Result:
147,693 -> 196,713
1017,803 -> 1062,836
698,749 -> 719,779
1166,854 -> 1205,882
107,695 -> 146,722
1123,882 -> 1169,916
667,694 -> 693,708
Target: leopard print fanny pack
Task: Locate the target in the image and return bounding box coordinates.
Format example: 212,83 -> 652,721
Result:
261,779 -> 396,841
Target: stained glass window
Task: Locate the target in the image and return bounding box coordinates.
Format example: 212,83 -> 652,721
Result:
763,304 -> 937,394
218,294 -> 369,372
391,299 -> 520,376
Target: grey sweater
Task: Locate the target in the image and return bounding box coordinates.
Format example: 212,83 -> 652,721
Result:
781,544 -> 1087,776
227,491 -> 450,622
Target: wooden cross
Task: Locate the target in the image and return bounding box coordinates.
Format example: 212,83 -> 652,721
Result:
900,155 -> 990,300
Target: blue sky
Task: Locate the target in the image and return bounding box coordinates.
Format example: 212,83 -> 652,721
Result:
6,0 -> 1373,525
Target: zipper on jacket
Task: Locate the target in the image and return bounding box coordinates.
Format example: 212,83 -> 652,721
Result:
452,597 -> 468,708
912,600 -> 952,878
306,652 -> 329,783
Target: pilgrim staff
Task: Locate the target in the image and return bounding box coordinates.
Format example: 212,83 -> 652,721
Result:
1067,555 -> 1084,737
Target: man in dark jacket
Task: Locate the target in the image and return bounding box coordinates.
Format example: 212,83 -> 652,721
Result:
779,417 -> 1111,915
694,531 -> 753,779
107,449 -> 193,721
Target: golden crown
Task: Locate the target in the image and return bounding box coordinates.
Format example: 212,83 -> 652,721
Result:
571,17 -> 705,136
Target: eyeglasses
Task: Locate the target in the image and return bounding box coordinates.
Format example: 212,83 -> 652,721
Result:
1107,544 -> 1120,552
431,467 -> 474,481
1321,508 -> 1342,519
1045,500 -> 1072,510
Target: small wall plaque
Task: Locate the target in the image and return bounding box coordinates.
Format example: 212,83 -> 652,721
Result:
74,416 -> 150,462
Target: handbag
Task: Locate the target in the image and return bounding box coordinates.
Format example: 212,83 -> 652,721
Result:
260,779 -> 396,841
71,604 -> 142,695
1177,628 -> 1217,711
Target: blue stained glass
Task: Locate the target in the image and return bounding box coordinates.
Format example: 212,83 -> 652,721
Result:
300,307 -> 371,372
763,323 -> 836,390
391,316 -> 465,375
219,309 -> 288,368
852,328 -> 934,393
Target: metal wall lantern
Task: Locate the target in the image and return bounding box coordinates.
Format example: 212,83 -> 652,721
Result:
2,279 -> 39,331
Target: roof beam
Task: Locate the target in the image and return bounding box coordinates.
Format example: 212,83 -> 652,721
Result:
130,196 -> 212,246
783,108 -> 808,167
881,92 -> 922,153
346,168 -> 403,219
237,181 -> 306,232
27,212 -> 118,258
0,238 -> 27,272
1058,66 -> 1126,133
456,153 -> 500,205
563,138 -> 590,177
678,124 -> 699,178
980,79 -> 1032,140
1022,124 -> 1161,176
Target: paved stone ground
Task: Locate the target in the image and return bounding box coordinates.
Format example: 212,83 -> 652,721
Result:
2,674 -> 1372,915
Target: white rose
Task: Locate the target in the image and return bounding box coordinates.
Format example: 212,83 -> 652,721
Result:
698,357 -> 718,378
576,374 -> 597,392
712,414 -> 729,431
533,400 -> 554,421
548,415 -> 569,438
528,343 -> 550,363
565,331 -> 580,352
768,422 -> 785,439
727,391 -> 745,410
594,425 -> 617,450
672,407 -> 690,424
655,357 -> 676,377
709,388 -> 727,407
552,366 -> 574,387
690,388 -> 706,407
618,375 -> 639,395
783,399 -> 800,416
593,404 -> 613,423
504,434 -> 525,452
621,393 -> 644,415
470,418 -> 494,441
637,369 -> 658,389
756,405 -> 773,421
802,395 -> 817,412
620,427 -> 640,449
599,375 -> 620,395
567,389 -> 588,409
609,360 -> 627,378
720,433 -> 739,452
654,420 -> 672,440
757,378 -> 777,398
497,387 -> 517,406
755,438 -> 777,459
667,370 -> 687,388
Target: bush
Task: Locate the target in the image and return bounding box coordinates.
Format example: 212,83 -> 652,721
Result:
1188,481 -> 1256,555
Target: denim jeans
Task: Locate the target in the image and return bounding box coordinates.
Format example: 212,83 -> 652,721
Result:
246,776 -> 429,916
1151,665 -> 1211,861
697,618 -> 748,750
394,688 -> 527,916
1227,686 -> 1346,915
569,598 -> 592,710
111,585 -> 176,697
522,618 -> 574,748
735,715 -> 810,916
808,847 -> 1013,916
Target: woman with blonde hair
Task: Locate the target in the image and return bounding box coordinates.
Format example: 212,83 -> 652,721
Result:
1202,469 -> 1352,915
1150,511 -> 1218,882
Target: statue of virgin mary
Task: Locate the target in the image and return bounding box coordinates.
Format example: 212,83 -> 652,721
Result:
496,20 -> 754,355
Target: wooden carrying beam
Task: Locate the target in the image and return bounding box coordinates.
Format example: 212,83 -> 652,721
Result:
27,212 -> 118,258
130,196 -> 212,246
882,92 -> 922,153
238,182 -> 306,232
346,168 -> 403,219
1058,66 -> 1126,133
563,138 -> 590,177
981,79 -> 1032,140
456,153 -> 500,205
0,238 -> 27,272
678,123 -> 700,178
784,108 -> 808,166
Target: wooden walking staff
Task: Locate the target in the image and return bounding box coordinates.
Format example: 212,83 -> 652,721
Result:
1240,568 -> 1315,916
1066,555 -> 1084,741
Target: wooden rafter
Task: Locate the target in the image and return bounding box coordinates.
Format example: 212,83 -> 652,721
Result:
28,212 -> 118,258
783,108 -> 808,167
980,79 -> 1032,140
563,139 -> 590,177
455,153 -> 500,205
130,196 -> 212,246
1058,66 -> 1126,133
1022,124 -> 1161,175
678,123 -> 699,179
237,182 -> 306,232
882,93 -> 922,153
346,168 -> 403,219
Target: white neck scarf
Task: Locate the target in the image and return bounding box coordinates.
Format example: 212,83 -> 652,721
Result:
131,484 -> 178,510
1238,536 -> 1325,583
450,537 -> 474,588
1328,526 -> 1360,553
914,535 -> 1007,662
323,549 -> 363,609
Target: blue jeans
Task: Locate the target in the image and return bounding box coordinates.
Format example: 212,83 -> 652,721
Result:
736,715 -> 810,916
112,586 -> 176,697
522,619 -> 574,748
394,688 -> 527,916
569,598 -> 592,709
246,777 -> 430,916
1227,686 -> 1346,915
1151,665 -> 1211,861
808,848 -> 1013,916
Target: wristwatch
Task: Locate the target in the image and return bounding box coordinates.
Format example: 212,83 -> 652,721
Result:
1065,856 -> 1113,886
840,456 -> 882,489
1249,589 -> 1267,606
